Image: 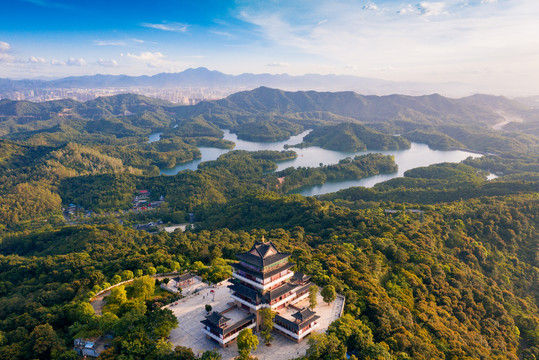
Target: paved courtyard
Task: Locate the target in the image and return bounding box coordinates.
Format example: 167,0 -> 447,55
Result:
166,281 -> 344,360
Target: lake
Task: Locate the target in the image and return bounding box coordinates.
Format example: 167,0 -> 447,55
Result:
151,130 -> 482,195
148,132 -> 162,143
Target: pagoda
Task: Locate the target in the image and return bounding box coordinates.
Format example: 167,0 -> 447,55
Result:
202,239 -> 320,346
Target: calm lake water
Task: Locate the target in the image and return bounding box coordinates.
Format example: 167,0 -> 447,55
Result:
148,132 -> 162,143
151,130 -> 482,195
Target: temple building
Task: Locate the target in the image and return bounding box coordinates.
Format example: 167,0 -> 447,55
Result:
201,240 -> 320,347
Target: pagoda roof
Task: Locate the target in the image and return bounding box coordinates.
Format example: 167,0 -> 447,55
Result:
292,308 -> 317,322
232,261 -> 295,279
205,312 -> 230,327
265,283 -> 298,301
236,241 -> 290,268
173,273 -> 196,283
201,312 -> 256,336
275,308 -> 320,332
229,280 -> 310,304
289,272 -> 311,284
228,280 -> 264,303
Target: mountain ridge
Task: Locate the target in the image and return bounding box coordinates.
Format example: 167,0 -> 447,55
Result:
0,67 -> 478,97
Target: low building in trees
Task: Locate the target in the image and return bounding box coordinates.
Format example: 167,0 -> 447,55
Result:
201,309 -> 257,347
73,336 -> 111,357
273,307 -> 320,342
201,239 -> 320,347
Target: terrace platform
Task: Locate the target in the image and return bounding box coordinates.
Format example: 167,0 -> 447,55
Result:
167,281 -> 344,360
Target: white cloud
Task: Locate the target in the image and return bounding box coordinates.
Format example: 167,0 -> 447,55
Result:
0,41 -> 10,52
211,31 -> 234,38
141,22 -> 189,32
28,56 -> 46,63
363,2 -> 379,11
51,59 -> 65,66
481,0 -> 497,3
66,57 -> 86,66
132,38 -> 145,43
97,58 -> 118,67
0,41 -> 14,63
127,52 -> 165,62
0,53 -> 15,63
95,40 -> 127,46
236,0 -> 539,91
416,2 -> 448,16
267,62 -> 290,67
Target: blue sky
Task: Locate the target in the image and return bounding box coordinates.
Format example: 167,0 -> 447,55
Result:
1,0 -> 538,94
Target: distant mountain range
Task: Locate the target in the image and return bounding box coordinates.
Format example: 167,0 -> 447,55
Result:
0,87 -> 537,154
0,67 -> 479,97
184,86 -> 531,125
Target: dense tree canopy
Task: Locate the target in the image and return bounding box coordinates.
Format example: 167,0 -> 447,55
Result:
0,91 -> 537,360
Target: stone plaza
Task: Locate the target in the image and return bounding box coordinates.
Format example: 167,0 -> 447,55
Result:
166,280 -> 344,360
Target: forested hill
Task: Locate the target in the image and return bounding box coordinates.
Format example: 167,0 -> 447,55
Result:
0,88 -> 538,360
171,87 -> 539,153
179,86 -> 533,126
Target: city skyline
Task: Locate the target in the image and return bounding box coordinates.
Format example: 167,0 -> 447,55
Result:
1,0 -> 539,95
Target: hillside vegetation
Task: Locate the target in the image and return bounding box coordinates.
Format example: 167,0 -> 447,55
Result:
0,89 -> 538,360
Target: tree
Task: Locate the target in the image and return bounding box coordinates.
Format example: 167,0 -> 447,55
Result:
237,328 -> 258,360
128,276 -> 155,300
170,346 -> 196,360
309,285 -> 318,310
28,324 -> 64,360
145,308 -> 179,339
259,308 -> 276,346
121,270 -> 134,281
205,304 -> 212,314
111,274 -> 122,285
321,285 -> 336,306
108,286 -> 127,305
306,332 -> 347,360
327,314 -> 373,352
201,350 -> 222,360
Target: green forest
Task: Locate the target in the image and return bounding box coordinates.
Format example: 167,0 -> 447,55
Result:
0,89 -> 537,360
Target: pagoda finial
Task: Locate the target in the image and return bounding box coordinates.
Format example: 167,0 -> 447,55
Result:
261,235 -> 265,242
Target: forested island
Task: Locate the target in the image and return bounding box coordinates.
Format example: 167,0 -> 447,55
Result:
287,123 -> 411,152
0,88 -> 537,360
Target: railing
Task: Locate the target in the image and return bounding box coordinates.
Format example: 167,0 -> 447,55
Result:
202,322 -> 256,344
232,271 -> 293,291
273,322 -> 319,340
231,294 -> 265,310
290,291 -> 309,306
269,292 -> 296,309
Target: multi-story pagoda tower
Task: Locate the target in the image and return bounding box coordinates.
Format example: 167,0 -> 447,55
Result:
229,240 -> 313,325
202,239 -> 320,347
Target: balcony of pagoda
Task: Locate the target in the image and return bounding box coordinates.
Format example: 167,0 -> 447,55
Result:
273,320 -> 319,342
231,293 -> 265,310
269,291 -> 296,310
232,270 -> 293,291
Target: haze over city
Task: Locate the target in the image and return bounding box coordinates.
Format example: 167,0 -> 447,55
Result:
1,0 -> 539,96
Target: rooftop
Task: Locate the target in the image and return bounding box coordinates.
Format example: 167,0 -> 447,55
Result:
275,306 -> 320,332
201,307 -> 255,336
236,240 -> 290,268
232,261 -> 295,280
174,273 -> 196,283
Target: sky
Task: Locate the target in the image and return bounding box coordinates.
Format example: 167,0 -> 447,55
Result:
1,0 -> 538,94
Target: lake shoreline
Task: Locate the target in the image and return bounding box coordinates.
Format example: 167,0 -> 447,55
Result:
150,130 -> 482,195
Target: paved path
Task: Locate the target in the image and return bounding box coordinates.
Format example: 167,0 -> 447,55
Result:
90,274 -> 193,315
